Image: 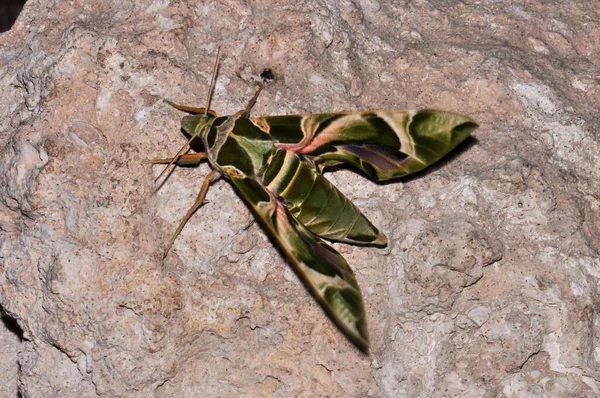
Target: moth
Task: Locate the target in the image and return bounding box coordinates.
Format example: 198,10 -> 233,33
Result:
150,50 -> 477,351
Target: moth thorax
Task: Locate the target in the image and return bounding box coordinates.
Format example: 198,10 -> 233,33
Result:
181,115 -> 214,138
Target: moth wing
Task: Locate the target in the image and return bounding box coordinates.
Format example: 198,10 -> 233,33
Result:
228,174 -> 369,351
255,110 -> 477,181
261,148 -> 386,246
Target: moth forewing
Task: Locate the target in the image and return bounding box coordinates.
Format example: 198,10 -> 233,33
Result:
262,110 -> 477,180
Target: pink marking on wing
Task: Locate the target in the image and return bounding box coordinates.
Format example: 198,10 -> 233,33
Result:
341,144 -> 413,173
296,115 -> 366,154
296,130 -> 343,154
275,128 -> 343,154
276,142 -> 306,152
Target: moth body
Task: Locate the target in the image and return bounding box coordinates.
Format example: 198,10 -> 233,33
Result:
162,95 -> 478,351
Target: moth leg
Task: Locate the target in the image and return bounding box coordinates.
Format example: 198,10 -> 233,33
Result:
154,134 -> 199,183
164,169 -> 221,258
236,84 -> 263,118
163,99 -> 218,117
144,152 -> 207,167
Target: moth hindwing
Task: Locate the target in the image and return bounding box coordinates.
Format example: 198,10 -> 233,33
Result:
153,72 -> 478,352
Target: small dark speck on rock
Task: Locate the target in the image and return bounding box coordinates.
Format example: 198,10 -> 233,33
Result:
260,69 -> 275,81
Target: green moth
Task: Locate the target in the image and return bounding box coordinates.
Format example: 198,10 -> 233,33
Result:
150,52 -> 477,351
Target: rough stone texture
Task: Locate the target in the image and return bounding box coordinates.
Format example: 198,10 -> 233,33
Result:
1,0 -> 599,396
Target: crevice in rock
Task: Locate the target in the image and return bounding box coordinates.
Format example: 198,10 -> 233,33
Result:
1,310 -> 24,342
0,0 -> 26,33
511,349 -> 543,374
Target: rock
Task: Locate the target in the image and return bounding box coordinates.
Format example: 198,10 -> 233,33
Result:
1,0 -> 599,396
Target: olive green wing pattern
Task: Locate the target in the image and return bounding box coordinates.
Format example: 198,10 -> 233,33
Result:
228,174 -> 369,351
261,148 -> 387,247
254,110 -> 477,181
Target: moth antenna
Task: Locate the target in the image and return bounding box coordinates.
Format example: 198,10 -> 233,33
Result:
204,46 -> 221,116
154,47 -> 221,183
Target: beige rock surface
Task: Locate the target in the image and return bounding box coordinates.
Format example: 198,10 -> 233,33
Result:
1,0 -> 599,396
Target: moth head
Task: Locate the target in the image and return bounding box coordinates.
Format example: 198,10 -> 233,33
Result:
181,114 -> 215,139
